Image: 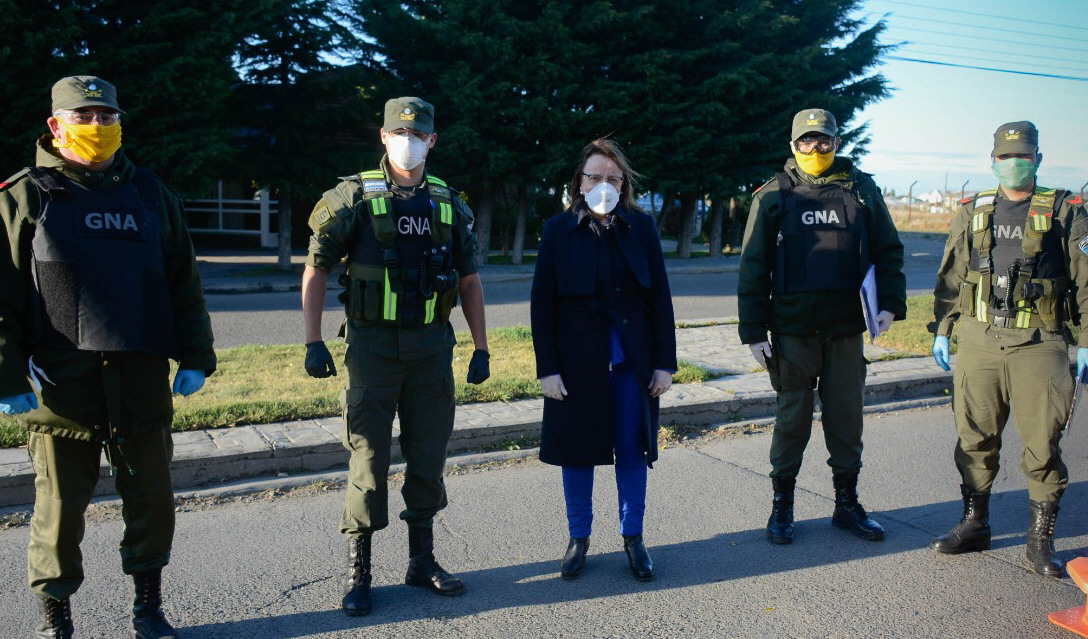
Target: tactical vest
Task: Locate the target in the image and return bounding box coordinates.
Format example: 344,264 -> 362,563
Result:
961,187 -> 1071,330
331,170 -> 458,327
773,172 -> 870,294
24,167 -> 180,357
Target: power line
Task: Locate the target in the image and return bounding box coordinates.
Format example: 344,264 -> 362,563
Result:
867,0 -> 1088,34
889,13 -> 1088,44
904,49 -> 1088,74
881,25 -> 1087,54
884,55 -> 1088,82
902,40 -> 1088,68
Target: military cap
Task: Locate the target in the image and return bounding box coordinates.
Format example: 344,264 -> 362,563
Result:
51,75 -> 124,113
791,108 -> 837,140
384,97 -> 434,134
992,121 -> 1038,156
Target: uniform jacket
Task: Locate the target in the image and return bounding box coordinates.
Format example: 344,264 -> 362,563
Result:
305,159 -> 479,361
531,205 -> 677,467
0,138 -> 216,441
738,157 -> 907,344
932,185 -> 1088,348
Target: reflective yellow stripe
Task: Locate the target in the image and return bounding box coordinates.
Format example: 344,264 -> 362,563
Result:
359,170 -> 384,179
972,212 -> 987,232
426,175 -> 448,187
424,297 -> 436,323
1016,310 -> 1032,328
975,282 -> 987,322
369,197 -> 388,217
1031,214 -> 1049,232
383,270 -> 397,321
439,201 -> 453,225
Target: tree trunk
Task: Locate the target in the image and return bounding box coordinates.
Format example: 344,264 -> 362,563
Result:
727,196 -> 739,251
277,189 -> 292,271
473,187 -> 495,267
676,192 -> 697,258
511,180 -> 527,265
707,197 -> 724,259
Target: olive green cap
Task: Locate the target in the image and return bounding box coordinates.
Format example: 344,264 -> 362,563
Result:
791,108 -> 837,140
992,121 -> 1038,156
51,75 -> 124,113
383,97 -> 434,134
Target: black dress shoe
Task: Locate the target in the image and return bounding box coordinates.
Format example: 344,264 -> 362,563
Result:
622,534 -> 653,582
560,537 -> 590,580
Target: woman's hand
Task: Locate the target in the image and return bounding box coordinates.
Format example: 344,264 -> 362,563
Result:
647,369 -> 673,397
541,374 -> 568,400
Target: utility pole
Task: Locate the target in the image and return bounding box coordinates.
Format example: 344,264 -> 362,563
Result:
908,180 -> 918,222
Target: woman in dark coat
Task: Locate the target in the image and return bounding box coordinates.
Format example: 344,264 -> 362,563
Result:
530,139 -> 677,582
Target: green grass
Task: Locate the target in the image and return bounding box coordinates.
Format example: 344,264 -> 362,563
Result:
872,294 -> 946,356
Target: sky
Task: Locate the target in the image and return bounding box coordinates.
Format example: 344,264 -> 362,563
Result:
848,0 -> 1088,197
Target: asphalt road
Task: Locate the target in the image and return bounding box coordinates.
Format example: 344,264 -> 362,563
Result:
2,403 -> 1085,638
205,233 -> 948,349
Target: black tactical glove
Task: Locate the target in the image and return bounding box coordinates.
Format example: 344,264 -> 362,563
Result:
305,341 -> 337,378
466,349 -> 490,385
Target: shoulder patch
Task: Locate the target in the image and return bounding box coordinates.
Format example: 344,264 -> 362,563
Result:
1068,195 -> 1084,206
754,179 -> 774,194
311,205 -> 336,232
959,196 -> 972,205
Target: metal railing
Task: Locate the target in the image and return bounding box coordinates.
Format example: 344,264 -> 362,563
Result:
185,181 -> 277,248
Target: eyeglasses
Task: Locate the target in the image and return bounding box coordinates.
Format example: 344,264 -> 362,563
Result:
389,129 -> 431,142
582,172 -> 624,187
54,110 -> 121,125
793,135 -> 834,155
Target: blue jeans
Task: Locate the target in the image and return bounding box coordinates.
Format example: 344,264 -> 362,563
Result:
562,365 -> 648,537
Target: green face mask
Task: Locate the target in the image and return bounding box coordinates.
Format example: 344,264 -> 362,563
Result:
991,157 -> 1038,190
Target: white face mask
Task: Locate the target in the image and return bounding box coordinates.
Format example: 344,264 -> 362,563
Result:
387,133 -> 428,170
582,182 -> 620,215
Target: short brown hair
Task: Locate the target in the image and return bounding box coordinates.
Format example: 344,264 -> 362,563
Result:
568,138 -> 641,212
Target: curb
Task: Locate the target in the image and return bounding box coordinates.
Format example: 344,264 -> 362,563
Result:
0,359 -> 951,508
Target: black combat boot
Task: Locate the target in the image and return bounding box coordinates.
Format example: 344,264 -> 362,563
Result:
1026,500 -> 1063,578
342,533 -> 373,616
831,474 -> 885,541
560,537 -> 590,580
35,595 -> 73,639
404,527 -> 465,596
767,476 -> 796,545
622,534 -> 654,582
930,485 -> 991,554
131,568 -> 181,639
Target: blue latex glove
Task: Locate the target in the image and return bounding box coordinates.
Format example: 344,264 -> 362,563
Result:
1078,348 -> 1088,382
932,336 -> 951,372
0,392 -> 37,415
173,369 -> 206,397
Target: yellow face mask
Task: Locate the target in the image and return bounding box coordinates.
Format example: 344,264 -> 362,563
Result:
53,121 -> 122,163
793,149 -> 835,176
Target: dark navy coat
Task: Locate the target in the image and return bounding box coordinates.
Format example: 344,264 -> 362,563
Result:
531,206 -> 677,467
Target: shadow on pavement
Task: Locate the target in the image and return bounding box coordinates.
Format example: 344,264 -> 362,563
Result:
180,482 -> 1087,638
